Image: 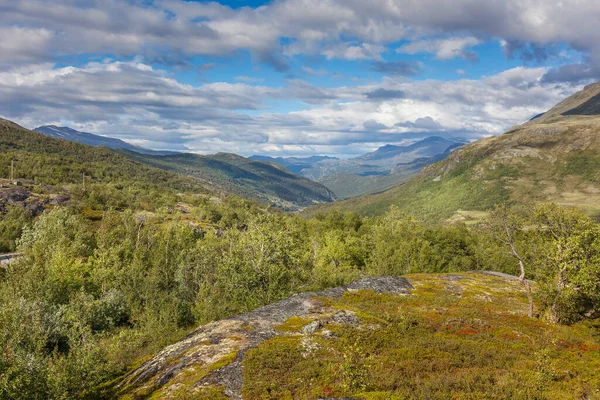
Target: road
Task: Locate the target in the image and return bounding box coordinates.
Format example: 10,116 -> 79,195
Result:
0,253 -> 22,265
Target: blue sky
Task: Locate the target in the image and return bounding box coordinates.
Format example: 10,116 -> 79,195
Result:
0,0 -> 599,157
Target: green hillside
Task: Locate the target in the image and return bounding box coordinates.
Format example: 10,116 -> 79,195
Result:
1,119 -> 334,212
0,118 -> 208,195
116,150 -> 335,210
303,82 -> 600,222
118,271 -> 600,399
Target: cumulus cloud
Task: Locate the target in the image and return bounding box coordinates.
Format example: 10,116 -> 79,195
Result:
396,116 -> 443,130
0,0 -> 597,156
1,58 -> 578,156
363,120 -> 389,131
2,0 -> 600,75
302,66 -> 329,76
365,88 -> 407,100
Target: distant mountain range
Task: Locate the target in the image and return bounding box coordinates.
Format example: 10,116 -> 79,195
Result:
304,81 -> 600,222
252,136 -> 467,199
249,155 -> 339,175
33,125 -> 175,155
21,124 -> 336,210
33,125 -> 465,202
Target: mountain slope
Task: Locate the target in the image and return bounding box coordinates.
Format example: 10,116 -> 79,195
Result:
249,155 -> 339,175
0,118 -> 207,194
299,137 -> 466,181
117,272 -> 600,399
355,136 -> 465,164
303,82 -> 600,222
26,123 -> 334,210
34,125 -> 173,155
116,150 -> 336,210
253,138 -> 466,200
319,143 -> 465,200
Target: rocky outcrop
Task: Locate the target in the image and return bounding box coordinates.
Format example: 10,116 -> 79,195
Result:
118,276 -> 413,399
0,181 -> 70,216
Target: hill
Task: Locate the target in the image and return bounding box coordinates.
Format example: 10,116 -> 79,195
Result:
303,82 -> 600,222
117,272 -> 600,399
355,136 -> 465,164
298,137 -> 466,181
319,144 -> 464,200
117,150 -> 336,210
0,118 -> 208,195
34,125 -> 175,155
17,121 -> 334,210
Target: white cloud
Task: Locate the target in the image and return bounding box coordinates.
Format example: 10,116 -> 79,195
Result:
0,60 -> 582,156
302,66 -> 329,76
2,0 -> 599,73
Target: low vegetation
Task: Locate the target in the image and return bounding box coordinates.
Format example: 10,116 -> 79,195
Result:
116,150 -> 335,210
1,88 -> 600,397
243,273 -> 600,399
1,192 -> 599,398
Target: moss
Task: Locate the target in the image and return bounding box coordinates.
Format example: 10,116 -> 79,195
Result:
274,316 -> 316,333
140,351 -> 238,400
241,273 -> 600,400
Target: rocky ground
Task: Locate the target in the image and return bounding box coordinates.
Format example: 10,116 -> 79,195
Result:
117,272 -> 600,400
118,277 -> 414,399
0,179 -> 69,216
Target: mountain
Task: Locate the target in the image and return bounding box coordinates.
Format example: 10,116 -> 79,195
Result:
30,123 -> 335,210
0,118 -> 208,194
303,82 -> 600,222
118,150 -> 336,210
249,155 -> 339,175
356,136 -> 465,164
252,137 -> 466,200
319,144 -> 463,199
2,120 -> 334,211
117,272 -> 599,399
34,125 -> 174,155
298,137 -> 467,181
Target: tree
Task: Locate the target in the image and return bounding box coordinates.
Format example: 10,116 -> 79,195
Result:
532,203 -> 600,323
0,206 -> 32,252
480,205 -> 534,317
367,206 -> 430,276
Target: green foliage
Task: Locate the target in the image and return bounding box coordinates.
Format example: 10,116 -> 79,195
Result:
531,203 -> 600,323
0,121 -> 208,213
560,153 -> 600,181
305,155 -> 512,222
0,206 -> 32,252
195,214 -> 312,321
2,121 -> 600,397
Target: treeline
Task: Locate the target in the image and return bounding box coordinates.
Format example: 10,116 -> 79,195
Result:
1,198 -> 599,398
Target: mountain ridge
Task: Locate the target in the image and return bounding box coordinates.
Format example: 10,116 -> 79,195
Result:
2,119 -> 335,210
253,137 -> 467,199
33,125 -> 176,155
302,82 -> 600,221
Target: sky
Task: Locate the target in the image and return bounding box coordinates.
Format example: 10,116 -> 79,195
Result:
1,0 -> 599,157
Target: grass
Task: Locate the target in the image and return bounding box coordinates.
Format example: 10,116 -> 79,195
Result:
241,273 -> 600,400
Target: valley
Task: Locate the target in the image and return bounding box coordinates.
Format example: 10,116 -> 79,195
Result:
2,5 -> 600,398
304,82 -> 600,223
